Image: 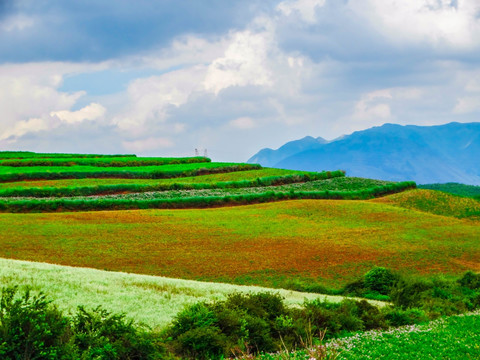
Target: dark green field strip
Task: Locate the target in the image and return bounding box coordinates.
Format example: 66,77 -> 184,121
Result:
0,151 -> 136,159
0,181 -> 415,212
0,156 -> 210,167
419,182 -> 480,198
0,170 -> 344,198
0,168 -> 307,189
0,162 -> 261,182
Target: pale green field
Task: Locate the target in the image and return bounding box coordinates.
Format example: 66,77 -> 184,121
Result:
0,258 -> 384,330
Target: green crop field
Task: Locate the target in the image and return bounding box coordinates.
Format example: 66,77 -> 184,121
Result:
0,152 -> 412,211
0,155 -> 209,167
0,168 -> 304,190
0,162 -> 260,181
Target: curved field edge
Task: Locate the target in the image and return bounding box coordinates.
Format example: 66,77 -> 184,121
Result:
0,168 -> 310,190
0,199 -> 478,289
0,258 -> 383,330
0,181 -> 415,212
0,170 -> 345,198
373,189 -> 480,220
0,162 -> 260,181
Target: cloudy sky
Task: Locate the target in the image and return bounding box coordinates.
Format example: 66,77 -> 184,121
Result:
1,0 -> 480,161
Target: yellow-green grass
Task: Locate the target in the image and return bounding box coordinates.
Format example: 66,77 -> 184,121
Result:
0,168 -> 303,190
374,189 -> 480,220
0,258 -> 369,330
1,199 -> 478,289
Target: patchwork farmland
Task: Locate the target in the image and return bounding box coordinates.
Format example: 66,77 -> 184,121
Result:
0,151 -> 479,359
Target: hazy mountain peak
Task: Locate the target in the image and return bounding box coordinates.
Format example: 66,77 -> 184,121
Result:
248,122 -> 480,185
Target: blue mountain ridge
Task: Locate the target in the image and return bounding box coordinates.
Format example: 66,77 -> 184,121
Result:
247,122 -> 480,185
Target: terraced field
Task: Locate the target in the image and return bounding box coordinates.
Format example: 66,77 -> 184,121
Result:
0,151 -> 414,212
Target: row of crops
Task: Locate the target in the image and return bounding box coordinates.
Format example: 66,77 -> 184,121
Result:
0,152 -> 416,212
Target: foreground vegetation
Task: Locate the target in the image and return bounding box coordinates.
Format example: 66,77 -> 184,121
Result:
2,266 -> 479,359
0,258 -> 358,329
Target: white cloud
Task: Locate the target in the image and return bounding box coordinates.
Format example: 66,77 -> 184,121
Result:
204,29 -> 274,95
351,89 -> 392,122
0,117 -> 49,141
229,117 -> 257,129
51,103 -> 106,124
277,0 -> 326,23
112,66 -> 206,134
350,0 -> 480,49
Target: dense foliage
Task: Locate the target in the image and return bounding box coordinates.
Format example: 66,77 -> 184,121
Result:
1,269 -> 479,359
0,287 -> 164,359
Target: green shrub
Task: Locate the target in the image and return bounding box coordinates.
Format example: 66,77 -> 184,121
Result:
0,286 -> 72,359
457,271 -> 480,290
364,267 -> 398,295
72,306 -> 160,359
384,307 -> 428,326
390,278 -> 432,309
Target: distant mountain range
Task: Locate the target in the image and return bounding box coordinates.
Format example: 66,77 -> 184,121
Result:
248,122 -> 480,185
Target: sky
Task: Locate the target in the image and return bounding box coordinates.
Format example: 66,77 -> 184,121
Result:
1,0 -> 480,161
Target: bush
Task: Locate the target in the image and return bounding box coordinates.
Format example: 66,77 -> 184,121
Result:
364,267 -> 398,295
0,287 -> 164,360
384,307 -> 428,326
72,306 -> 160,359
390,278 -> 432,309
458,271 -> 480,290
0,286 -> 72,359
168,293 -> 290,359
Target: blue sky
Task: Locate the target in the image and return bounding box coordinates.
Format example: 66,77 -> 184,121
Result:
1,0 -> 480,161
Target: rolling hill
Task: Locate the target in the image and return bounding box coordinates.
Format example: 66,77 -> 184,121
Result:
248,122 -> 480,185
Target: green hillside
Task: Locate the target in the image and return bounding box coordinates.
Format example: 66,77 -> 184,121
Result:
419,182 -> 480,199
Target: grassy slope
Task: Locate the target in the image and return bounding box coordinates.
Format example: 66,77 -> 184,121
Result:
373,188 -> 480,220
0,258 -> 372,330
0,198 -> 478,289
